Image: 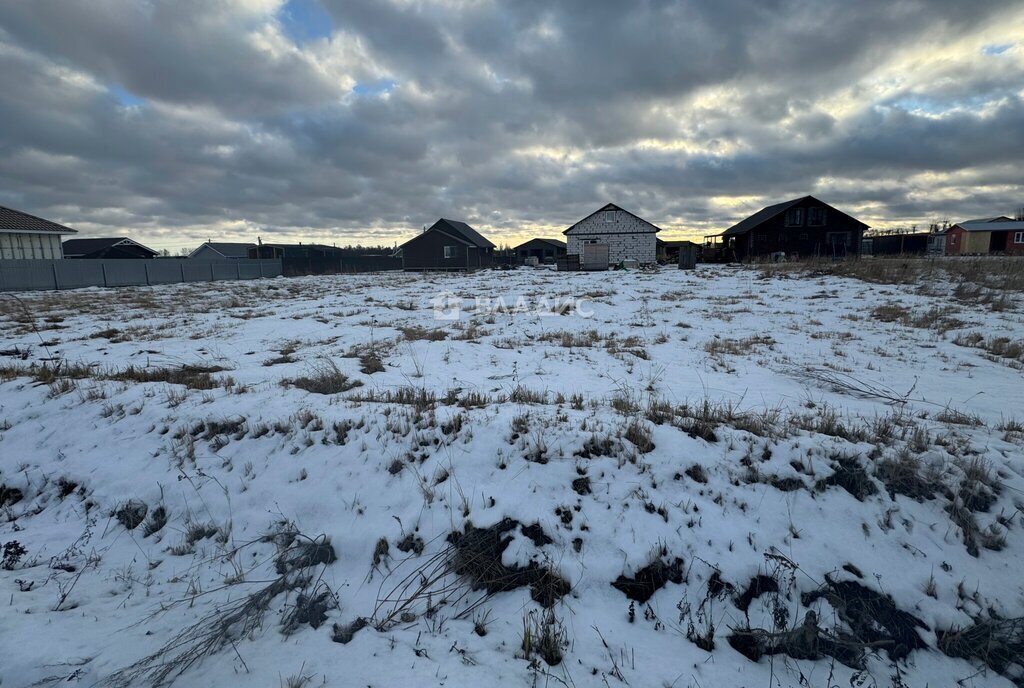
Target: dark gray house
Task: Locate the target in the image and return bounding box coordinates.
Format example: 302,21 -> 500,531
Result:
399,219 -> 495,271
63,237 -> 158,259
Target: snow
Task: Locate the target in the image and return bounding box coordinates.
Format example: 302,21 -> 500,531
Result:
1,264 -> 1022,687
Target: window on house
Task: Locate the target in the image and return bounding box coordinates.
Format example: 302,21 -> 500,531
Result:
785,208 -> 804,226
443,245 -> 456,258
799,233 -> 809,240
807,207 -> 826,226
951,235 -> 957,244
1015,232 -> 1024,244
603,211 -> 615,223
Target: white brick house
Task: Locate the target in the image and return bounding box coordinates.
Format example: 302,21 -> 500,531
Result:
0,205 -> 78,259
563,203 -> 660,266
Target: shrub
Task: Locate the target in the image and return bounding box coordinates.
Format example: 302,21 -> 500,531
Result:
398,325 -> 448,341
2,541 -> 27,570
108,364 -> 230,390
285,360 -> 363,395
623,419 -> 655,453
114,499 -> 149,530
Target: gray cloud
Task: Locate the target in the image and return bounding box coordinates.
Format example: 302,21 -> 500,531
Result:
0,0 -> 1022,250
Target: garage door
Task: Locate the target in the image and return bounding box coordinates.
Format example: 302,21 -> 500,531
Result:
582,243 -> 609,270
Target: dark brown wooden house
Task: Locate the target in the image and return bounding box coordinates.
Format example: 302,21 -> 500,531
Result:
399,219 -> 495,271
706,196 -> 868,261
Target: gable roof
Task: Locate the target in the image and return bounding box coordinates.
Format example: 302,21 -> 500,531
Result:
514,237 -> 566,250
399,218 -> 496,249
720,198 -> 805,238
433,219 -> 495,248
959,216 -> 1013,224
63,237 -> 157,256
189,242 -> 255,258
956,220 -> 1024,232
0,205 -> 78,235
720,195 -> 868,237
563,203 -> 662,235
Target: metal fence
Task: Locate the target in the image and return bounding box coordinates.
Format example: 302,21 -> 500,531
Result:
0,258 -> 283,292
279,255 -> 402,276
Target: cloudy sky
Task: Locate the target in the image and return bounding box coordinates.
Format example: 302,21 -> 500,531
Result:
1,0 -> 1022,252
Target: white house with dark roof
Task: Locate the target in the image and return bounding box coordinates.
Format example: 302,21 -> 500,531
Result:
563,203 -> 661,267
0,205 -> 78,259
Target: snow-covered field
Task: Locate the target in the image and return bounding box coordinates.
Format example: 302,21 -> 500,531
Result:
1,263 -> 1022,688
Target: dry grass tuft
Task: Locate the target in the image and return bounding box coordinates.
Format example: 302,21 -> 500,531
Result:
284,360 -> 363,395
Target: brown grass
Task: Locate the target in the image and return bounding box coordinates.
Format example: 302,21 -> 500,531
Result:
284,360 -> 363,395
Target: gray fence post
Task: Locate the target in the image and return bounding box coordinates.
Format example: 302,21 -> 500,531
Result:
210,263 -> 215,281
144,262 -> 150,286
180,262 -> 185,284
236,262 -> 241,280
259,260 -> 263,278
52,262 -> 60,290
101,263 -> 108,288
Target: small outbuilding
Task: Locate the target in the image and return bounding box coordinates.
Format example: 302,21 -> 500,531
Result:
657,239 -> 701,264
513,238 -> 566,264
63,237 -> 158,259
399,218 -> 495,271
0,205 -> 78,259
860,231 -> 931,256
945,217 -> 1024,255
563,203 -> 660,268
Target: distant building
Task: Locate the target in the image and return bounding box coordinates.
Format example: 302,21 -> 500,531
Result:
249,243 -> 344,259
188,242 -> 256,259
563,203 -> 660,268
860,231 -> 931,256
927,231 -> 947,255
63,237 -> 158,259
0,205 -> 78,259
656,239 -> 700,263
945,217 -> 1024,256
399,219 -> 495,271
707,195 -> 869,262
513,238 -> 566,264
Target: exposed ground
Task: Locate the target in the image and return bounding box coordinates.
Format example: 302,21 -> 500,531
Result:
1,260 -> 1023,687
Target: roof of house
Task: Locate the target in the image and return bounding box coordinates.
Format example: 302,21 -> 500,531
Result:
959,216 -> 1013,224
719,195 -> 868,238
0,205 -> 78,235
63,237 -> 157,256
514,238 -> 566,250
189,242 -> 255,258
955,220 -> 1024,232
434,219 -> 496,248
564,203 -> 662,235
400,219 -> 496,249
